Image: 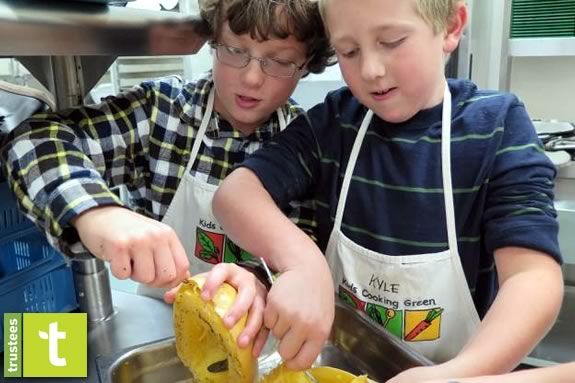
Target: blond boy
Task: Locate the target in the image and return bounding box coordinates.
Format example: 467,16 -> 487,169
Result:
210,0 -> 564,380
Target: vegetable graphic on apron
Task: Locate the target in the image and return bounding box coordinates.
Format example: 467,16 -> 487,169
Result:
404,308 -> 443,342
338,286 -> 366,311
195,228 -> 223,264
223,239 -> 255,263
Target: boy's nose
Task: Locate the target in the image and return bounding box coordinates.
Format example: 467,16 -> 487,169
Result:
360,54 -> 386,81
240,59 -> 266,88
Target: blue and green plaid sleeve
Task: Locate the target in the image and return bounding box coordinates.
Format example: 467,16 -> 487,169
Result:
0,75 -> 318,254
0,77 -> 187,253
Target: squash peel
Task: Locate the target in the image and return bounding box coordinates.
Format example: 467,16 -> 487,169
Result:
173,276 -> 256,383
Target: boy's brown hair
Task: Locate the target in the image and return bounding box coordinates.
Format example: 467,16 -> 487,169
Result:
199,0 -> 334,74
317,0 -> 461,35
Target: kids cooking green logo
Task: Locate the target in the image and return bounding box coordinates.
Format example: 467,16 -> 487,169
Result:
3,313 -> 87,378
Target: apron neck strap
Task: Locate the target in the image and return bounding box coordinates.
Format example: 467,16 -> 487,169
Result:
441,82 -> 458,253
333,82 -> 458,252
186,87 -> 215,173
186,88 -> 288,173
277,107 -> 288,131
332,109 -> 373,229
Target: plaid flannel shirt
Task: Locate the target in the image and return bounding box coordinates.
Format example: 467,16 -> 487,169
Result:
1,74 -> 317,256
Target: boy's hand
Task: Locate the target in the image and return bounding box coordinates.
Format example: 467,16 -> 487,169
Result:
165,264 -> 268,355
71,205 -> 190,288
264,264 -> 335,371
163,282 -> 182,304
386,363 -> 464,383
201,263 -> 268,353
386,366 -> 437,383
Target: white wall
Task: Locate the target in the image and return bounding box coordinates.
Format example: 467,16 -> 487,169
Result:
509,57 -> 575,122
292,65 -> 345,110
468,0 -> 574,122
469,0 -> 510,90
0,59 -> 12,76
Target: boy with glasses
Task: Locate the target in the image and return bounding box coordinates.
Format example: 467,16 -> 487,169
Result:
0,0 -> 332,350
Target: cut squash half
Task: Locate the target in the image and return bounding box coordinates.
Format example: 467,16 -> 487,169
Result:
173,275 -> 256,383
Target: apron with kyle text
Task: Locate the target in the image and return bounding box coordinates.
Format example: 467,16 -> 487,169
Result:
326,84 -> 480,362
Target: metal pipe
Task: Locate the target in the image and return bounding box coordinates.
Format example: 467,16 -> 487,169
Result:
71,254 -> 115,323
50,56 -> 85,109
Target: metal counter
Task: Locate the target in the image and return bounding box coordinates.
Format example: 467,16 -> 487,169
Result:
526,285 -> 575,367
0,291 -> 432,382
96,299 -> 432,383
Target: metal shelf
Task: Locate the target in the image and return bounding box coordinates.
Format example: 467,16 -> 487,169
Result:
0,0 -> 211,108
0,0 -> 209,56
509,37 -> 575,57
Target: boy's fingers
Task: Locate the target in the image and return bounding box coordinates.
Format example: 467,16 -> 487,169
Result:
223,275 -> 257,328
277,327 -> 304,362
152,246 -> 177,287
201,263 -> 232,300
131,247 -> 156,285
267,310 -> 290,340
284,339 -> 320,371
170,237 -> 190,285
109,250 -> 132,280
252,326 -> 270,357
237,294 -> 264,348
263,304 -> 279,331
163,283 -> 182,304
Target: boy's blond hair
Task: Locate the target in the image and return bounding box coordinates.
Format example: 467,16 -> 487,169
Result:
317,0 -> 460,35
199,0 -> 334,74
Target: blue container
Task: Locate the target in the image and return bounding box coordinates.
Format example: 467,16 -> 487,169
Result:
0,182 -> 78,351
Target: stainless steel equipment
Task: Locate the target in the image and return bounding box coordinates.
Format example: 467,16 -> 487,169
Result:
526,286 -> 575,366
0,0 -> 210,109
0,0 -> 209,56
96,300 -> 433,382
525,200 -> 575,366
72,253 -> 115,323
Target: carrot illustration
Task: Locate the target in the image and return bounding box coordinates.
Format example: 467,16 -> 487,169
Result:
405,308 -> 443,341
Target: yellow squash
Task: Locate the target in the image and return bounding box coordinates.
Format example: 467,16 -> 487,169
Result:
173,276 -> 256,383
260,363 -> 370,383
259,363 -> 311,383
311,366 -> 369,382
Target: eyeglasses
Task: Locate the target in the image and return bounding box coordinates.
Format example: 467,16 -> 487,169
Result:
210,42 -> 307,78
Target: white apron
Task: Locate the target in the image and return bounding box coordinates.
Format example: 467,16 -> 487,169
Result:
137,88 -> 287,298
326,84 -> 480,362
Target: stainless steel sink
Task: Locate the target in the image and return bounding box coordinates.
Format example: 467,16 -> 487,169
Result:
96,300 -> 432,382
526,285 -> 575,366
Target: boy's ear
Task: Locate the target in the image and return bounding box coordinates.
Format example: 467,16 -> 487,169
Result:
443,2 -> 468,54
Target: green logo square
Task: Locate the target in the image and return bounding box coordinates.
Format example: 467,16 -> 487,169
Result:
22,313 -> 87,377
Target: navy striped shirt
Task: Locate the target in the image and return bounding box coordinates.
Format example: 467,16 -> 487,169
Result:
242,79 -> 561,317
